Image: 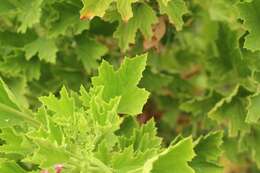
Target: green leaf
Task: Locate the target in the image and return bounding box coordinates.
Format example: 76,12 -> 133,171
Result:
76,36 -> 107,73
246,92 -> 260,123
161,0 -> 171,5
17,0 -> 43,33
80,0 -> 140,22
80,0 -> 114,19
239,0 -> 260,51
208,86 -> 250,137
24,38 -> 58,63
112,146 -> 156,173
208,0 -> 239,24
0,162 -> 27,173
5,77 -> 29,108
0,79 -> 20,110
0,79 -> 39,127
39,86 -> 75,126
49,3 -> 89,37
143,137 -> 195,173
117,0 -> 138,21
92,54 -> 149,115
23,139 -> 70,168
191,161 -> 223,173
114,3 -> 157,51
180,92 -> 221,117
0,0 -> 16,15
110,120 -> 161,172
0,31 -> 37,48
0,52 -> 41,81
241,126 -> 260,168
157,0 -> 188,31
140,69 -> 172,93
194,131 -> 223,162
211,23 -> 243,76
118,119 -> 162,153
0,128 -> 32,156
193,131 -> 223,172
34,106 -> 64,145
86,86 -> 121,130
189,132 -> 223,173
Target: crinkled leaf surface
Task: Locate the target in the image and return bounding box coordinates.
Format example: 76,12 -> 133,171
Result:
39,87 -> 75,126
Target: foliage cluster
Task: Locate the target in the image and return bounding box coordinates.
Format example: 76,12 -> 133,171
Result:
0,0 -> 260,172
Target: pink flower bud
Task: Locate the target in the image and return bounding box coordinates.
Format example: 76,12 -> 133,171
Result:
55,164 -> 63,173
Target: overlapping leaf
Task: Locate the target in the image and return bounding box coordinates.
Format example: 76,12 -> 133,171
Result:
114,3 -> 157,51
76,36 -> 108,73
24,38 -> 58,63
157,0 -> 188,31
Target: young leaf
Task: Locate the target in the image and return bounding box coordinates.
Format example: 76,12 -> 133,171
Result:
23,139 -> 70,168
39,87 -> 75,126
92,54 -> 149,115
86,86 -> 121,130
